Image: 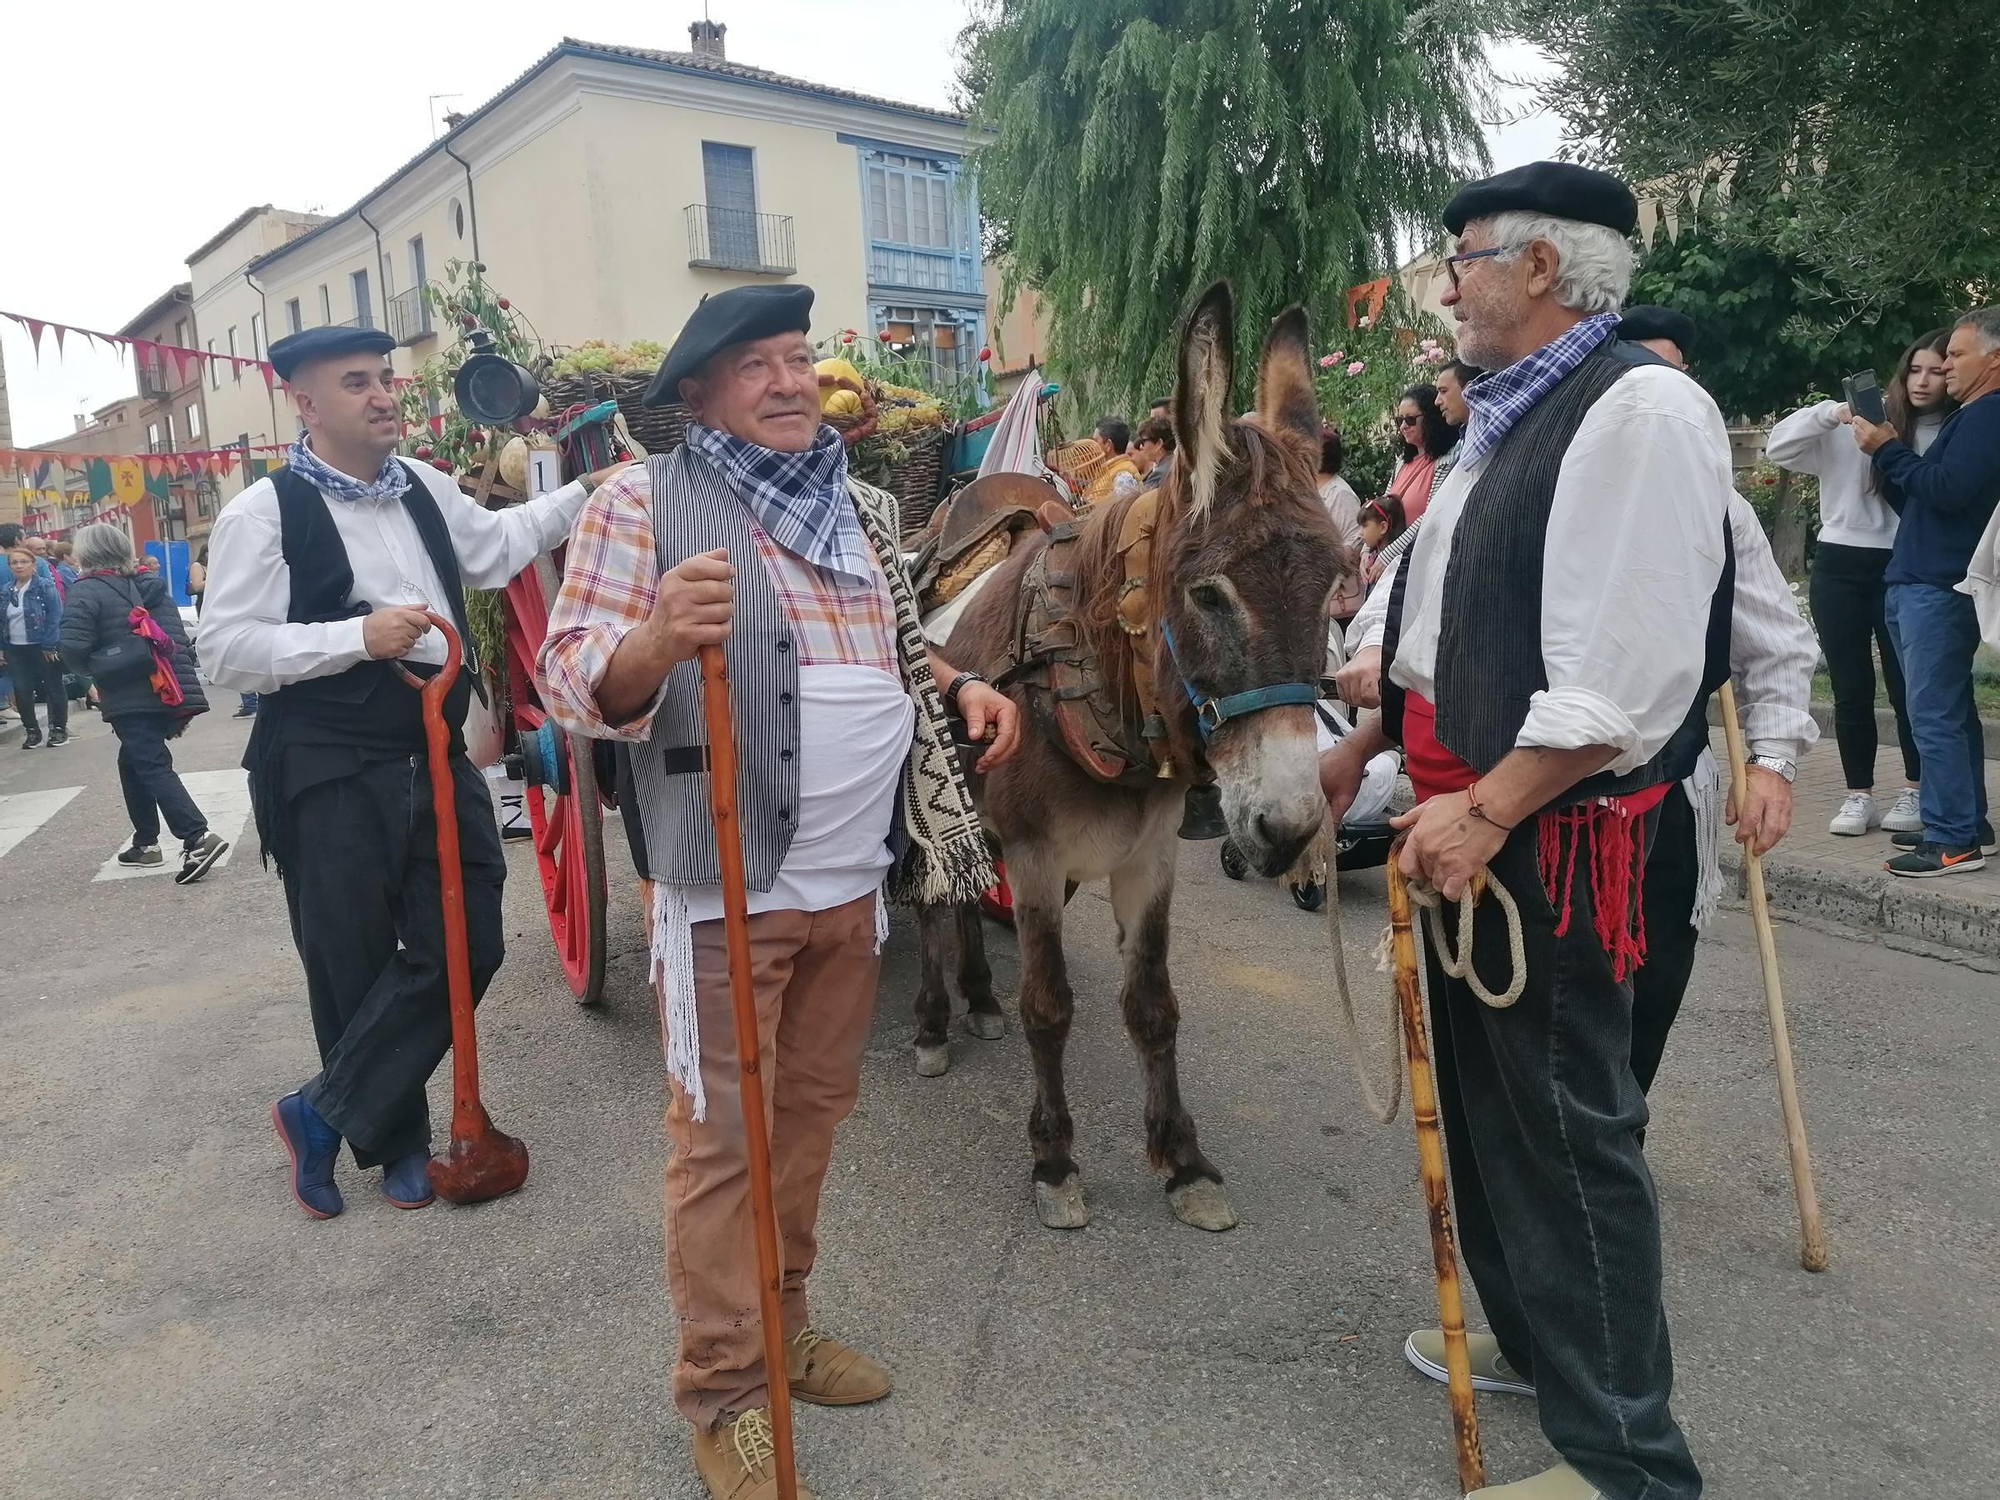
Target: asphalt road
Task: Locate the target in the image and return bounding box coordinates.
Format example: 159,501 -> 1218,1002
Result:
3,708 -> 1996,1499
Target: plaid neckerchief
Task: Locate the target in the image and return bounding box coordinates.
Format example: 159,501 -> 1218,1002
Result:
286,432 -> 411,503
684,421 -> 870,586
1458,313 -> 1621,469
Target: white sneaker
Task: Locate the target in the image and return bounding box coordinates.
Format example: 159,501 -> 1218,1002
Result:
1880,786 -> 1924,833
1828,792 -> 1877,837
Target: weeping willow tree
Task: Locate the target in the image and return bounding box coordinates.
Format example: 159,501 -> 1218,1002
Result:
960,0 -> 1496,415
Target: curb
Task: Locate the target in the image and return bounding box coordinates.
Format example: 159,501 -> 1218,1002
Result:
1718,844 -> 2000,958
1710,701 -> 2000,761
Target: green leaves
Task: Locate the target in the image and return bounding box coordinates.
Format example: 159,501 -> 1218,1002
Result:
964,0 -> 1491,415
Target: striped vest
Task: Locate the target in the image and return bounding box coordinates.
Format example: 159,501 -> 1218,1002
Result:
627,446 -> 906,891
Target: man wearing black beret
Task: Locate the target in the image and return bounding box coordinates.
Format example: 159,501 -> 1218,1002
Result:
541,284 -> 1019,1500
1615,304 -> 1698,371
202,323 -> 622,1221
1321,162 -> 1730,1498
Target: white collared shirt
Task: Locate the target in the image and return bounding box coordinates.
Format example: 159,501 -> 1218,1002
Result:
1382,364 -> 1743,774
200,461 -> 591,694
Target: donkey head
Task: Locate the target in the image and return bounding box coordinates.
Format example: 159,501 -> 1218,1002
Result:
1157,283 -> 1348,877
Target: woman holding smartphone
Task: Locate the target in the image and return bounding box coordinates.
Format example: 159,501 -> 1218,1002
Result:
1767,329 -> 1957,835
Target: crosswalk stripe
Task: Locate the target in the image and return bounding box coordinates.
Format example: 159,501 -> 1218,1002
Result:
0,786 -> 84,861
94,768 -> 255,882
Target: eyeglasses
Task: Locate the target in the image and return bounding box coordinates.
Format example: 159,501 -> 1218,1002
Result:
1394,414 -> 1421,427
1442,244 -> 1516,289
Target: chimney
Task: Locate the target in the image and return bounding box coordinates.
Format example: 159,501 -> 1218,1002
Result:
689,19 -> 726,62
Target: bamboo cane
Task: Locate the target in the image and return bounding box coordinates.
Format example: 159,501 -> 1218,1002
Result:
697,643 -> 800,1500
1386,844 -> 1484,1495
1715,681 -> 1830,1273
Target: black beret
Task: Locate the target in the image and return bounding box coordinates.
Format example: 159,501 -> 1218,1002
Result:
1615,304 -> 1696,353
645,284 -> 816,406
1442,161 -> 1638,237
267,325 -> 396,381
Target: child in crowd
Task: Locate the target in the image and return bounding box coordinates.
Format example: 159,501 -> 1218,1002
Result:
1356,496 -> 1408,589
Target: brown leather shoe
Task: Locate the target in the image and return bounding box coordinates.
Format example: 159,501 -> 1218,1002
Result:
786,1327 -> 893,1406
691,1409 -> 817,1500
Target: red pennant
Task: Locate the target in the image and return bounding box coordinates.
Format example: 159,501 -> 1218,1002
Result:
260,362 -> 277,392
24,319 -> 46,359
131,339 -> 155,380
52,323 -> 67,357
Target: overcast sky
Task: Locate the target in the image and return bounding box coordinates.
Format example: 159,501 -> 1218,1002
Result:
0,2 -> 1559,448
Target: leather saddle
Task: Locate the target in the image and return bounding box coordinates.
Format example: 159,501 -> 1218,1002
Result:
997,487 -> 1178,787
912,472 -> 1073,618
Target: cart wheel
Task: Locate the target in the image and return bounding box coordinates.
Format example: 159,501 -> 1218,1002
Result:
1219,838 -> 1249,881
500,555 -> 609,1005
1290,880 -> 1327,913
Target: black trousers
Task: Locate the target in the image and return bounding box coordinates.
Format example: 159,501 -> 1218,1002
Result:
5,644 -> 67,733
1426,817 -> 1702,1500
1808,542 -> 1918,790
112,712 -> 208,848
287,754 -> 506,1168
1631,782 -> 1699,1095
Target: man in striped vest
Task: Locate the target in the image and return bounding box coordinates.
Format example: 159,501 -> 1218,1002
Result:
541,284 -> 1016,1500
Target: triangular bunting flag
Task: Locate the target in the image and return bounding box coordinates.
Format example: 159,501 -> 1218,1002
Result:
24,318 -> 46,359
261,362 -> 277,392
52,323 -> 67,357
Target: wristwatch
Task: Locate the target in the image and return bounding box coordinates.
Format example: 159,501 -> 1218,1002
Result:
943,671 -> 987,712
1749,754 -> 1797,784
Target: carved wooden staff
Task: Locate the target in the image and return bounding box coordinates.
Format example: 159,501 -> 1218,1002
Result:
1715,681 -> 1830,1273
697,643 -> 799,1500
395,614 -> 529,1205
1385,844 -> 1483,1495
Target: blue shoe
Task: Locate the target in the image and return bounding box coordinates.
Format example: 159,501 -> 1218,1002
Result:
382,1151 -> 435,1210
272,1091 -> 343,1219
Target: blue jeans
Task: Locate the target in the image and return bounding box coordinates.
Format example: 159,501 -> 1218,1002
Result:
112,712 -> 208,848
1886,583 -> 1988,846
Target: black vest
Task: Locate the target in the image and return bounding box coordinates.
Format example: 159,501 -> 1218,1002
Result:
244,462 -> 482,869
1381,340 -> 1734,809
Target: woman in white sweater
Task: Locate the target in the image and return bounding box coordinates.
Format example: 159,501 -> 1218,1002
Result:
1767,328 -> 1956,835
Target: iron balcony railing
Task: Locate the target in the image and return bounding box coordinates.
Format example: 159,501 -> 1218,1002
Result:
685,205 -> 796,275
335,313 -> 374,331
137,357 -> 176,400
388,286 -> 432,346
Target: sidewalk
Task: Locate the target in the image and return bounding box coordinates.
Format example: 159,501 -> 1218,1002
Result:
1716,727 -> 2000,958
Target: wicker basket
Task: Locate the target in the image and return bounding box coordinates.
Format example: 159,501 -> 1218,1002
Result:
889,427 -> 948,538
1047,439 -> 1107,497
539,368 -> 691,455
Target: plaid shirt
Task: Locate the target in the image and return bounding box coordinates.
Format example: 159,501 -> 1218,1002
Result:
540,465 -> 897,741
1458,312 -> 1620,469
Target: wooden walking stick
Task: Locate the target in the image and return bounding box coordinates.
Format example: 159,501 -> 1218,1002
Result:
1715,681 -> 1830,1273
1385,844 -> 1484,1495
697,643 -> 800,1500
394,614 -> 530,1205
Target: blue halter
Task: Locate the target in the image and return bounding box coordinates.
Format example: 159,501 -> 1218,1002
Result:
1159,621 -> 1320,740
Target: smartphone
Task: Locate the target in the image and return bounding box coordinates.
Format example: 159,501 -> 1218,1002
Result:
1842,370 -> 1887,426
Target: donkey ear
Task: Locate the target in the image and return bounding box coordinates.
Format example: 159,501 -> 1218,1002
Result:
1255,304 -> 1318,445
1173,281 -> 1235,518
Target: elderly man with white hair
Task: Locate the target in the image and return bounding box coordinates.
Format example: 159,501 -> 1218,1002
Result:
1321,162 -> 1729,1499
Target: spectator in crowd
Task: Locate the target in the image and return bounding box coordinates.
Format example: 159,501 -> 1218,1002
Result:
3,544 -> 68,749
1130,414 -> 1176,491
1432,359 -> 1482,435
1319,424 -> 1366,624
51,541 -> 78,594
1851,306 -> 2000,876
187,544 -> 208,616
1083,415 -> 1144,504
1768,328 -> 1954,837
58,523 -> 224,881
1385,383 -> 1457,524
1147,396 -> 1171,421
1355,496 -> 1407,590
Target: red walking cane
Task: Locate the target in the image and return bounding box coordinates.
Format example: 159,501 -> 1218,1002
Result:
394,613 -> 529,1206
697,642 -> 799,1500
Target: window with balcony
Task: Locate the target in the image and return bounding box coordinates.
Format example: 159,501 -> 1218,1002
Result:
687,142 -> 795,275
207,340 -> 220,390
227,326 -> 240,381
350,269 -> 373,329
185,404 -> 201,442
318,285 -> 331,325
147,422 -> 162,453
250,313 -> 264,361
285,299 -> 303,335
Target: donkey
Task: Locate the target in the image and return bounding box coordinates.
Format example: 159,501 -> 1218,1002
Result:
915,283 -> 1347,1231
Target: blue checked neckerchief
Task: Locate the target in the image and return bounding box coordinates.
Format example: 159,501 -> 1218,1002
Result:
684,421 -> 870,585
1458,312 -> 1621,470
286,432 -> 412,502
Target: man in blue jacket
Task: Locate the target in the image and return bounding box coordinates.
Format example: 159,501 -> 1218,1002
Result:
1853,305 -> 2000,877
